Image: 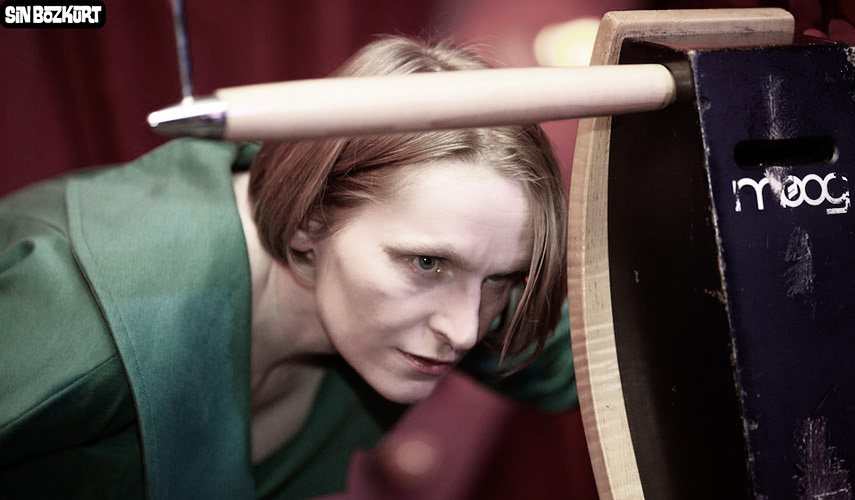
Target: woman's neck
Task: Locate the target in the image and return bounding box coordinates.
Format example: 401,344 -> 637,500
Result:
231,172 -> 334,404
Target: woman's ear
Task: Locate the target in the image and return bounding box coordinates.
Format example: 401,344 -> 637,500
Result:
289,228 -> 315,254
290,217 -> 326,253
288,219 -> 326,276
286,227 -> 319,286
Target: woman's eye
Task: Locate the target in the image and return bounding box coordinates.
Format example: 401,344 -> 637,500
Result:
486,272 -> 523,285
413,256 -> 440,273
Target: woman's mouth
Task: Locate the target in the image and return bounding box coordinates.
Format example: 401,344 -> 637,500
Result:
399,351 -> 454,377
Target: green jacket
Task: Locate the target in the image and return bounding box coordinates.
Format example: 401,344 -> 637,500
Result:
0,139 -> 576,499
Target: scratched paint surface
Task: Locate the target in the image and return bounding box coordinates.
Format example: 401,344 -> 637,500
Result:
698,39 -> 855,498
795,417 -> 852,500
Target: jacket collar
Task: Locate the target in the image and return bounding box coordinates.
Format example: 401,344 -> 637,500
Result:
66,139 -> 256,499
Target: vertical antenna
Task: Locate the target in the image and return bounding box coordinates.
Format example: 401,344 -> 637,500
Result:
171,0 -> 194,104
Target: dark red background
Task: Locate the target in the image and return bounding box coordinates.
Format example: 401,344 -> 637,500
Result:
1,0 -> 852,196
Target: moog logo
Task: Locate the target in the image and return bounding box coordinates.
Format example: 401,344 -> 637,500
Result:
732,171 -> 850,215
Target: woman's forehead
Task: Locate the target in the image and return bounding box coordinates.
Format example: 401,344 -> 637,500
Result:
388,158 -> 528,196
340,159 -> 534,268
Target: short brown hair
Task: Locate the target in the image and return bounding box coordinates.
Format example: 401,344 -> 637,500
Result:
249,36 -> 567,368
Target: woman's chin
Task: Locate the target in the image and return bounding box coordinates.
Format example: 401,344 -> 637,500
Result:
373,377 -> 443,404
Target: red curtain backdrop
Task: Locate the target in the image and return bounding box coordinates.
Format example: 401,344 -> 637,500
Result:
0,1 -> 437,195
3,0 -> 846,196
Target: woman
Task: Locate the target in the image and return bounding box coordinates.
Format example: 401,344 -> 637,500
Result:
0,36 -> 576,498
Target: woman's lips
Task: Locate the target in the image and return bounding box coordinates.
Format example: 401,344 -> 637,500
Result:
400,351 -> 454,377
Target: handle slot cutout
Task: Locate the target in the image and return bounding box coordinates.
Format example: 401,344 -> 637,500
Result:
734,136 -> 838,168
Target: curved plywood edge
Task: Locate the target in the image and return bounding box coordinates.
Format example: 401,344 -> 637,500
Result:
591,8 -> 794,66
566,8 -> 794,500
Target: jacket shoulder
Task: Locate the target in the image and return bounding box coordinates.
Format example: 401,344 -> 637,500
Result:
0,193 -> 130,460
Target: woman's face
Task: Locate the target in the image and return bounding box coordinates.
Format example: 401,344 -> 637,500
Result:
309,159 -> 534,404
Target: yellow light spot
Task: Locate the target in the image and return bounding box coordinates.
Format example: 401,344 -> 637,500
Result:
534,18 -> 600,67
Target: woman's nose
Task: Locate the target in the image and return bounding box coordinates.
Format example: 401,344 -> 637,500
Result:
429,283 -> 481,352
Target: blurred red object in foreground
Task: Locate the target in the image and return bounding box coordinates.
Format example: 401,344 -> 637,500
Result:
317,371 -> 598,500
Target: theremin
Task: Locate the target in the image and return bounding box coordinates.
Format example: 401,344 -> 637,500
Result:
150,8 -> 855,499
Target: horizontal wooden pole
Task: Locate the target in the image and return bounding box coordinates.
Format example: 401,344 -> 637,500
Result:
148,64 -> 677,140
218,65 -> 676,140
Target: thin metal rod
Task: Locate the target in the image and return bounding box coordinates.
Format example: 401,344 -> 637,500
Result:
171,0 -> 194,104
